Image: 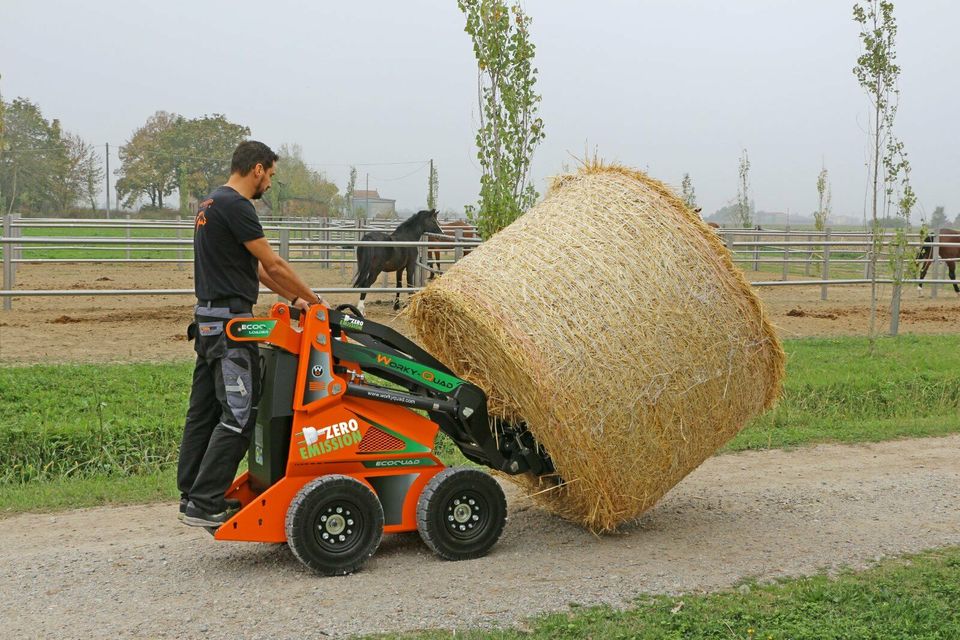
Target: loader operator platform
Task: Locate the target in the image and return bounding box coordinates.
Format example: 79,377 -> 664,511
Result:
177,140 -> 326,529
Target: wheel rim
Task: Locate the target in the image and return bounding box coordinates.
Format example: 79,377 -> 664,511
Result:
313,500 -> 364,554
443,491 -> 489,541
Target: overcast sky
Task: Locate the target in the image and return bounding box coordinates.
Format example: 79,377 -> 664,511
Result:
2,0 -> 958,221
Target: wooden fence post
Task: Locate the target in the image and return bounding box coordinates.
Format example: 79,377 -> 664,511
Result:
889,243 -> 904,336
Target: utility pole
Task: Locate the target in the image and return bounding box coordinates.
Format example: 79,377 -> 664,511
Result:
105,142 -> 111,219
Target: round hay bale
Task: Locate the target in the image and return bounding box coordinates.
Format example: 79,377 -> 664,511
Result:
405,162 -> 784,532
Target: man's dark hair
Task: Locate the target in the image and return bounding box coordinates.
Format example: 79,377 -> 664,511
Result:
231,141 -> 279,176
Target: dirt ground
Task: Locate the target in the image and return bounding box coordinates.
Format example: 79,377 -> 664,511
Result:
1,262 -> 959,363
1,435 -> 958,639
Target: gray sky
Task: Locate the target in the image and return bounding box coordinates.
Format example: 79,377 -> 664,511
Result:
2,0 -> 958,221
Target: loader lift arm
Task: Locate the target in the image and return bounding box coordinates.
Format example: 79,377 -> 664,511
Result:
327,308 -> 553,477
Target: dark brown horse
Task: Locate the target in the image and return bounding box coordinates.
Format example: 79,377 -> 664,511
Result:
353,209 -> 443,313
917,228 -> 960,295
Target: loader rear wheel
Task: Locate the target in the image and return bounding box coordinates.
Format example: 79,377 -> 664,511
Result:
285,475 -> 384,576
416,467 -> 507,561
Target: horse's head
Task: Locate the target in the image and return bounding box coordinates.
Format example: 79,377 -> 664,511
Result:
419,209 -> 443,236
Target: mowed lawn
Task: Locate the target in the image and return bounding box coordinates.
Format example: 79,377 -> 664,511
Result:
0,334 -> 958,512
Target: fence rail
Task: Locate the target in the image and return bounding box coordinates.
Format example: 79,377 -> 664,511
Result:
2,217 -> 958,336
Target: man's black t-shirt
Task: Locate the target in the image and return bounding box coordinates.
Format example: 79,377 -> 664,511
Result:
193,186 -> 265,305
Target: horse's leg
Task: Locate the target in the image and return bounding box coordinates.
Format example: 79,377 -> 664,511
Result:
428,249 -> 438,280
949,261 -> 959,295
918,259 -> 931,297
394,268 -> 403,311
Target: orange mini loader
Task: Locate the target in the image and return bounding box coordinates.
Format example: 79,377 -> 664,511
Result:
213,302 -> 553,575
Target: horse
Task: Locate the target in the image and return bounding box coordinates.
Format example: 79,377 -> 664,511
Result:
916,228 -> 960,296
427,219 -> 479,280
353,209 -> 444,314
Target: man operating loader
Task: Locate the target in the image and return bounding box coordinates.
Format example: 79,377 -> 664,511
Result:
177,140 -> 327,528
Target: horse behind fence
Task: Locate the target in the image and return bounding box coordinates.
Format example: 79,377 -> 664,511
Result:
427,219 -> 479,280
917,228 -> 960,296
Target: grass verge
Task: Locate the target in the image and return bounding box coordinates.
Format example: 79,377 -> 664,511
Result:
1,334 -> 958,514
366,547 -> 960,639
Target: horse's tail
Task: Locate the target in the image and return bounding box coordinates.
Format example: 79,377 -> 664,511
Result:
917,233 -> 935,262
353,244 -> 373,288
353,234 -> 377,288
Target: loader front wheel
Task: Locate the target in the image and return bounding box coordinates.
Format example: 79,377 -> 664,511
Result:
416,467 -> 507,561
286,475 -> 384,576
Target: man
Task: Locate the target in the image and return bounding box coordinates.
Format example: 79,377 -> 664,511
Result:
178,140 -> 325,528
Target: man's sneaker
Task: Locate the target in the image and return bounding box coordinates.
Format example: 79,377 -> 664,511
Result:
181,500 -> 241,528
179,497 -> 240,521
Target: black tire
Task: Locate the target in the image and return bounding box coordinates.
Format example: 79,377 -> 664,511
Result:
416,467 -> 507,561
285,475 -> 384,576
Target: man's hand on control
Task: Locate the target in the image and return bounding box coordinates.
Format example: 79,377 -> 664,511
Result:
291,293 -> 330,312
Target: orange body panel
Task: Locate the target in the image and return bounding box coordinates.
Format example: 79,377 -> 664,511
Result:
217,304 -> 446,543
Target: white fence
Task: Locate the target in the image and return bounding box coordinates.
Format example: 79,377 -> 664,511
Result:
2,217 -> 958,335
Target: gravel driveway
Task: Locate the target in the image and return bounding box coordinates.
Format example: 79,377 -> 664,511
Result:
2,435 -> 958,639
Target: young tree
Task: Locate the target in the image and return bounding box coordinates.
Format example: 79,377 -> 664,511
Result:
814,167 -> 831,231
735,149 -> 752,228
458,0 -> 545,239
853,0 -> 910,340
680,173 -> 697,211
427,161 -> 439,210
345,166 -> 357,218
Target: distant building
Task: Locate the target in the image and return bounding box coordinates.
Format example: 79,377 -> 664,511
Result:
350,190 -> 396,219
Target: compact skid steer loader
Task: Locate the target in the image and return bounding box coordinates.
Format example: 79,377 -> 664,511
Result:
212,302 -> 553,575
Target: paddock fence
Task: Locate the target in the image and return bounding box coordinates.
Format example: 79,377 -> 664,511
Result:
2,216 -> 958,335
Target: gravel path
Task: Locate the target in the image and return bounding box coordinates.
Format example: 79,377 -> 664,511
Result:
2,435 -> 958,639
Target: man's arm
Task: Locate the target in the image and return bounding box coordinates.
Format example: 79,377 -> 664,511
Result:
258,263 -> 295,300
245,237 -> 324,304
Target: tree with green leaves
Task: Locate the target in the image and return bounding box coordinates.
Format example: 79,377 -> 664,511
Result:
266,144 -> 339,217
680,173 -> 697,211
458,0 -> 545,239
427,161 -> 439,210
168,114 -> 250,212
853,0 -> 911,339
735,149 -> 752,228
116,111 -> 179,208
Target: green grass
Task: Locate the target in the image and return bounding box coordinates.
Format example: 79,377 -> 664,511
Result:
728,334 -> 960,451
367,547 -> 960,639
1,334 -> 958,513
0,469 -> 179,515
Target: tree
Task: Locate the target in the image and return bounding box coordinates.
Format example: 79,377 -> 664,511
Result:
167,114 -> 250,212
0,98 -> 68,214
680,173 -> 697,211
49,131 -> 102,212
853,0 -> 911,340
814,167 -> 831,232
115,111 -> 180,209
459,0 -> 545,239
267,144 -> 339,217
427,161 -> 439,210
345,166 -> 358,218
735,149 -> 753,228
930,205 -> 947,230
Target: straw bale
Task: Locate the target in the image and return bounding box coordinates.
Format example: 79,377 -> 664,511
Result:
405,162 -> 784,532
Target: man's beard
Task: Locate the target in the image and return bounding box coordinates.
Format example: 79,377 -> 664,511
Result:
252,180 -> 270,200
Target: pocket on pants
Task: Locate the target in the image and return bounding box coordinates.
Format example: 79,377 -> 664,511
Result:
221,348 -> 255,428
194,321 -> 227,359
